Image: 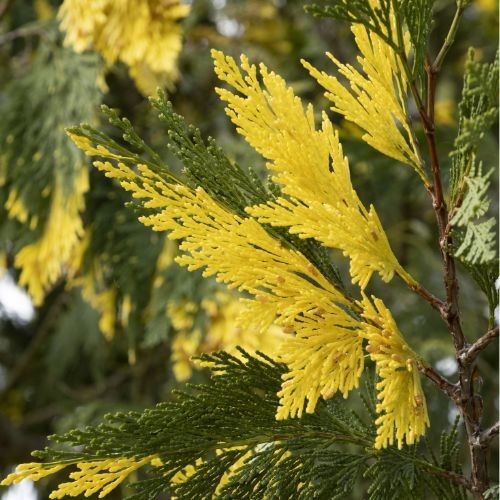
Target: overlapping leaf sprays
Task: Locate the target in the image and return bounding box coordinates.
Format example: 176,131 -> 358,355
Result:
212,50 -> 428,442
1,5 -> 440,495
63,43 -> 429,451
2,0 -> 498,497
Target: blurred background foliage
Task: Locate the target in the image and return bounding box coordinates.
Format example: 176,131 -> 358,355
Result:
0,0 -> 497,498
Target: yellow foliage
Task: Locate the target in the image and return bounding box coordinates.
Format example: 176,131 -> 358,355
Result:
1,456 -> 156,499
51,457 -> 152,498
0,252 -> 6,275
68,40 -> 430,451
276,300 -> 364,419
35,0 -> 54,20
477,0 -> 498,13
435,99 -> 456,126
171,292 -> 285,382
72,254 -> 117,340
14,168 -> 88,305
152,238 -> 177,290
83,158 -> 348,316
212,50 -> 405,289
302,17 -> 425,180
1,463 -> 67,486
359,295 -> 429,449
58,0 -> 189,95
170,459 -> 202,485
215,448 -> 252,495
201,292 -> 285,357
172,328 -> 202,382
5,188 -> 31,225
81,280 -> 117,340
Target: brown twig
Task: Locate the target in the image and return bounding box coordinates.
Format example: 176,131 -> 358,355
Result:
424,13 -> 496,497
480,422 -> 499,446
422,70 -> 466,350
460,327 -> 499,365
417,362 -> 459,402
422,60 -> 489,500
404,276 -> 445,314
424,465 -> 473,491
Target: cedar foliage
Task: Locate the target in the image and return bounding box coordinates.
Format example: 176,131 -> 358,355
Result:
0,0 -> 498,499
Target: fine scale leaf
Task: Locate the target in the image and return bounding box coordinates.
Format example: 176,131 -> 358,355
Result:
449,51 -> 498,266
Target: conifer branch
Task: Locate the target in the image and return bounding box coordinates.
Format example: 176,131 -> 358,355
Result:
394,3 -> 468,368
397,19 -> 465,354
432,3 -> 466,73
394,3 -> 494,494
3,4 -> 495,497
418,9 -> 493,496
392,10 -> 432,186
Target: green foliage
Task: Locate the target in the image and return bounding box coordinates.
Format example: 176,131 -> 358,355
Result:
151,93 -> 346,289
460,259 -> 499,327
29,351 -> 466,499
453,216 -> 496,265
364,417 -> 467,500
0,1 -> 497,498
451,165 -> 494,225
141,254 -> 210,348
448,51 -> 498,266
484,484 -> 500,499
451,163 -> 496,264
423,417 -> 468,500
366,447 -> 425,500
219,444 -> 367,499
305,0 -> 396,46
400,0 -> 434,78
150,94 -> 269,216
44,290 -> 107,379
79,179 -> 165,340
450,50 -> 499,202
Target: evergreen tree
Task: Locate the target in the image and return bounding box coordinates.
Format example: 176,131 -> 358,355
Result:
0,0 -> 498,498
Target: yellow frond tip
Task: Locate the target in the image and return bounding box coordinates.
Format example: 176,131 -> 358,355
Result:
276,302 -> 364,420
303,32 -> 426,180
359,295 -> 429,449
1,463 -> 67,486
